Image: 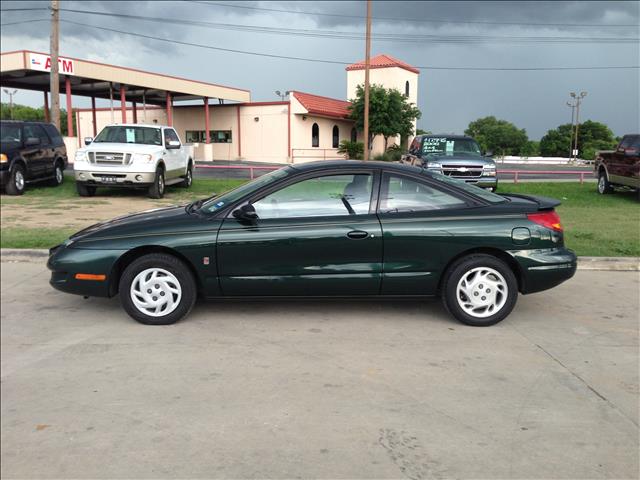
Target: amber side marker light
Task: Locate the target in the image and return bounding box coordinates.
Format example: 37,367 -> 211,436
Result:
75,273 -> 107,281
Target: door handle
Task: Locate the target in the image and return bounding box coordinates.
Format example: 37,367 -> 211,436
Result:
346,230 -> 369,240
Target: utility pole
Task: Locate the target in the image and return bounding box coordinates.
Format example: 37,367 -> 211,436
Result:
566,100 -> 576,160
49,0 -> 60,130
3,89 -> 18,119
569,91 -> 587,163
363,0 -> 372,161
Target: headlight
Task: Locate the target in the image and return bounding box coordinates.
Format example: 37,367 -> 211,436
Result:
74,151 -> 87,162
131,153 -> 153,163
0,154 -> 7,163
483,164 -> 496,176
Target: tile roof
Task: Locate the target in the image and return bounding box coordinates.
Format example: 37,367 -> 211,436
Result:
346,54 -> 420,75
291,91 -> 352,119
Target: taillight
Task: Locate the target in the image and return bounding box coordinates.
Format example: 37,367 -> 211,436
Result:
527,210 -> 563,232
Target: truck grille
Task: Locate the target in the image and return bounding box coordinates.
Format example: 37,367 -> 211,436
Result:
89,152 -> 132,165
442,165 -> 483,178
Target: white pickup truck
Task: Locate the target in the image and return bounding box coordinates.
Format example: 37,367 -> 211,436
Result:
74,124 -> 193,198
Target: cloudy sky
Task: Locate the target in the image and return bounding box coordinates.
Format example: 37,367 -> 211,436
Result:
1,0 -> 638,139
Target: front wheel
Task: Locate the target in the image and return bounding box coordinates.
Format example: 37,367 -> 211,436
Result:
119,253 -> 197,325
597,170 -> 612,194
148,167 -> 165,199
5,164 -> 25,195
441,254 -> 518,326
76,183 -> 96,197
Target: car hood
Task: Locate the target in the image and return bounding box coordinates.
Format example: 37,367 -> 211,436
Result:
69,204 -> 201,242
424,153 -> 494,166
82,142 -> 164,154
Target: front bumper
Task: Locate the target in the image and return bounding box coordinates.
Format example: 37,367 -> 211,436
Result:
48,243 -> 127,298
0,169 -> 8,187
511,248 -> 577,294
74,169 -> 156,186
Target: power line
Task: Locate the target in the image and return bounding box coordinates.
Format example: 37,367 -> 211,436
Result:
186,0 -> 640,28
57,8 -> 640,44
0,7 -> 48,12
0,18 -> 48,26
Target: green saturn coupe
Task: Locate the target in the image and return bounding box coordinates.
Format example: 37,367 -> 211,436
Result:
48,161 -> 577,327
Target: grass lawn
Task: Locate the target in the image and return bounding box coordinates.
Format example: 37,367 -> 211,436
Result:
1,179 -> 638,256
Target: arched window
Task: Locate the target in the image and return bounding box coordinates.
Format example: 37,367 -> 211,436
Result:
351,127 -> 357,142
312,123 -> 319,147
332,125 -> 339,148
405,80 -> 410,97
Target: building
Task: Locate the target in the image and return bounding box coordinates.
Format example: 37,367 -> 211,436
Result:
1,50 -> 420,163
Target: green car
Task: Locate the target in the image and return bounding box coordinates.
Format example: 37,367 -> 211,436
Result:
48,161 -> 577,327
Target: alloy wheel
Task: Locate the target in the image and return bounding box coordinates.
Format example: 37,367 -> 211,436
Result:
456,267 -> 508,318
55,166 -> 63,183
130,268 -> 182,317
598,175 -> 606,194
15,170 -> 24,190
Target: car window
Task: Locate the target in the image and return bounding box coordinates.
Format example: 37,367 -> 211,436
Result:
94,126 -> 162,145
0,123 -> 22,144
253,173 -> 373,219
43,124 -> 63,144
164,129 -> 180,144
23,125 -> 50,145
380,173 -> 466,213
630,136 -> 640,149
422,137 -> 481,156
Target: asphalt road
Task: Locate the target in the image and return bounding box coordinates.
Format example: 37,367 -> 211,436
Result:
1,259 -> 638,479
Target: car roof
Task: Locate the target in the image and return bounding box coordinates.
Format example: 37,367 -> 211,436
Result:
103,123 -> 169,128
0,120 -> 53,126
288,159 -> 427,175
418,134 -> 473,140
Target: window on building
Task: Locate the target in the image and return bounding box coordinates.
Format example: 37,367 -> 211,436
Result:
332,125 -> 339,148
185,130 -> 233,143
185,130 -> 205,143
312,123 -> 319,147
405,81 -> 410,97
351,127 -> 357,142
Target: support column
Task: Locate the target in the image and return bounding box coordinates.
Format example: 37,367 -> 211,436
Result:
236,104 -> 241,157
120,84 -> 127,123
132,101 -> 137,124
204,97 -> 210,144
166,92 -> 173,126
91,96 -> 97,137
44,91 -> 50,122
65,76 -> 73,137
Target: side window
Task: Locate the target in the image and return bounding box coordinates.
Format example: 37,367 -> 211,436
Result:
405,80 -> 410,97
253,173 -> 372,219
619,136 -> 634,149
164,128 -> 180,145
24,125 -> 50,145
380,173 -> 466,213
311,123 -> 319,148
44,124 -> 62,145
409,137 -> 420,153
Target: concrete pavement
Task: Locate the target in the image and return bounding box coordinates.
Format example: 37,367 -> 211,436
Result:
1,259 -> 638,479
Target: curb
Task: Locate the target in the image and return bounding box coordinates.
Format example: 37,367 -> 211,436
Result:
1,249 -> 638,271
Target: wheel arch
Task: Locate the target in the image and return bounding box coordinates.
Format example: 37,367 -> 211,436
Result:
437,247 -> 524,294
108,245 -> 202,297
10,157 -> 27,172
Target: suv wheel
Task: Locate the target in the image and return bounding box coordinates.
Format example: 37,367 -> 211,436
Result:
6,164 -> 26,195
77,183 -> 96,197
148,167 -> 165,199
119,253 -> 197,325
50,161 -> 64,187
597,170 -> 612,194
441,254 -> 518,327
180,163 -> 193,188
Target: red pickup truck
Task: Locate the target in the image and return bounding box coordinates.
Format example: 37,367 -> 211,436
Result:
594,134 -> 640,194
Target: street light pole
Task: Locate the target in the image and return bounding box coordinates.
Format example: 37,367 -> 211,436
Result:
49,0 -> 60,130
566,100 -> 576,160
569,91 -> 587,163
363,0 -> 372,161
3,89 -> 18,119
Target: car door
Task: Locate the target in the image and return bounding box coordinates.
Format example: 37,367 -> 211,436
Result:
377,171 -> 474,295
216,170 -> 383,296
162,128 -> 182,179
21,124 -> 48,179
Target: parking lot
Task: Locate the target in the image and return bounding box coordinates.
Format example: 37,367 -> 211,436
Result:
1,257 -> 638,479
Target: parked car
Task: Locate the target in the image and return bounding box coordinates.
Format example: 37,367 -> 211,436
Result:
0,120 -> 67,195
48,160 -> 576,327
74,124 -> 193,199
594,134 -> 639,194
401,134 -> 497,191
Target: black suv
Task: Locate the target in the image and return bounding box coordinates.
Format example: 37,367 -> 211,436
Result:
0,120 -> 68,195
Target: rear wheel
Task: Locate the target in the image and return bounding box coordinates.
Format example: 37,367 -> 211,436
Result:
6,164 -> 25,195
148,167 -> 165,199
76,183 -> 96,197
442,254 -> 518,326
597,170 -> 613,194
180,163 -> 193,188
49,161 -> 64,187
119,253 -> 197,325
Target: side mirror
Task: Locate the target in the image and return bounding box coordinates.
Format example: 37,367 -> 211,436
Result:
24,137 -> 40,147
84,137 -> 93,145
484,150 -> 494,157
232,204 -> 258,224
166,140 -> 181,149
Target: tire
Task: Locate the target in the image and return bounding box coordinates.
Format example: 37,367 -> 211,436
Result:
76,183 -> 96,197
49,160 -> 64,187
5,164 -> 26,195
180,163 -> 193,188
597,170 -> 613,195
148,167 -> 165,199
119,253 -> 197,325
441,254 -> 518,327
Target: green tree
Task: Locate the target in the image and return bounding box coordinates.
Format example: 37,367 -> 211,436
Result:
465,116 -> 528,156
415,128 -> 431,136
349,84 -> 421,151
1,102 -> 75,136
337,139 -> 364,160
539,120 -> 616,160
520,140 -> 540,157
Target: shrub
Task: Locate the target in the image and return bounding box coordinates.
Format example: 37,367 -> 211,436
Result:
337,140 -> 364,160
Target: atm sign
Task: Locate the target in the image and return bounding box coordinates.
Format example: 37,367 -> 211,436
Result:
29,53 -> 75,75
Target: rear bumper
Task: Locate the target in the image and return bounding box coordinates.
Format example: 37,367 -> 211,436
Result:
512,248 -> 577,294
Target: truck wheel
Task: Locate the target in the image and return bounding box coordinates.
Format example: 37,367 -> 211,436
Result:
597,170 -> 612,195
77,183 -> 96,197
148,167 -> 165,199
49,160 -> 64,187
441,254 -> 518,327
180,163 -> 193,188
6,164 -> 26,195
119,253 -> 197,325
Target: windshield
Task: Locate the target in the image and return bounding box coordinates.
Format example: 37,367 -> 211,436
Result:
422,137 -> 481,157
200,168 -> 291,214
0,124 -> 22,144
429,172 -> 506,203
94,126 -> 162,145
